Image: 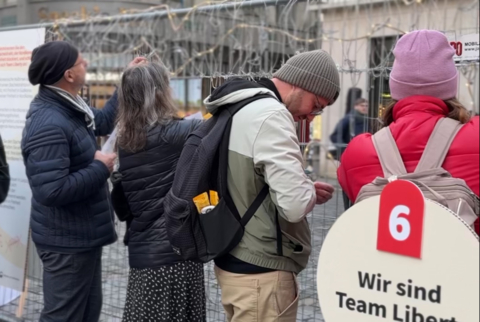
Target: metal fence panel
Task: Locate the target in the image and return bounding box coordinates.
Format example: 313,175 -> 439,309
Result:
1,0 -> 478,321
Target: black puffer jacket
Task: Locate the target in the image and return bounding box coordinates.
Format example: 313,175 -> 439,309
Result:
0,134 -> 9,204
118,118 -> 201,268
22,87 -> 118,249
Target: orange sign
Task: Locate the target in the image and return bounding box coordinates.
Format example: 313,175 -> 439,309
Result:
377,180 -> 425,259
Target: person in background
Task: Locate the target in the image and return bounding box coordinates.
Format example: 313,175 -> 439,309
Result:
338,30 -> 479,235
21,41 -> 145,322
0,133 -> 9,203
330,98 -> 370,150
330,97 -> 371,210
114,61 -> 205,322
204,50 -> 340,322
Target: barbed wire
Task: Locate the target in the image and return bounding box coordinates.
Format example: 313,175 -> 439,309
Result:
2,2 -> 476,321
42,0 -> 478,111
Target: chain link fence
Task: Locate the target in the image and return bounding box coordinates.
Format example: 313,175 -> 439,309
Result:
1,0 -> 478,321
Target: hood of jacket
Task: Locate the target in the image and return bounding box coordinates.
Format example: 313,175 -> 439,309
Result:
204,78 -> 278,115
337,95 -> 479,205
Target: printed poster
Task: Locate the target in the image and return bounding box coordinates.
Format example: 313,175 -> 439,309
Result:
0,28 -> 46,293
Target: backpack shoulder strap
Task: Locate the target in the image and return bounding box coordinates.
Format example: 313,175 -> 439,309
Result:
220,93 -> 282,255
240,185 -> 269,227
225,93 -> 277,116
372,127 -> 407,178
218,93 -> 277,196
415,118 -> 464,173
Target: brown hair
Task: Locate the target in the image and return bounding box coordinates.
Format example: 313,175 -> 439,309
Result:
116,62 -> 178,153
355,98 -> 368,106
381,98 -> 472,127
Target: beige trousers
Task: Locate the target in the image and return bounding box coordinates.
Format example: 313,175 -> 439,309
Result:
214,266 -> 299,322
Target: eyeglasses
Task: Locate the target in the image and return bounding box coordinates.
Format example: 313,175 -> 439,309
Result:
311,96 -> 326,116
71,60 -> 88,69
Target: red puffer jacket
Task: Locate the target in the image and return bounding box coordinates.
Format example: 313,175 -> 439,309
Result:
338,96 -> 480,234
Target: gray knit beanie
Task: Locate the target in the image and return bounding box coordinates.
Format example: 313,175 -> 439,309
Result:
273,50 -> 340,105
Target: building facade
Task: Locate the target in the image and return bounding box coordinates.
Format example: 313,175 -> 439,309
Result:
309,0 -> 479,177
2,0 -> 478,178
0,0 -> 180,27
1,0 -> 309,115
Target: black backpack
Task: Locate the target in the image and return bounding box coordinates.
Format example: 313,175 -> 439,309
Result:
164,93 -> 283,263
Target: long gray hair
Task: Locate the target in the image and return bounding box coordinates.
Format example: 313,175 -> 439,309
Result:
116,61 -> 178,152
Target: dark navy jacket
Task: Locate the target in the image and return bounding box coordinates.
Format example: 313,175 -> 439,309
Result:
330,111 -> 371,146
21,86 -> 118,250
118,119 -> 201,268
329,111 -> 371,159
0,134 -> 9,203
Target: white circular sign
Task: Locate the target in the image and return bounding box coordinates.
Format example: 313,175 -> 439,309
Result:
317,196 -> 479,322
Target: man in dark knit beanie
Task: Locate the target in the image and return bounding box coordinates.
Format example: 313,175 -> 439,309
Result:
28,41 -> 82,86
205,49 -> 340,322
21,41 -> 145,322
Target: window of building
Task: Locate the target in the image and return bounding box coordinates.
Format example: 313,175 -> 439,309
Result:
368,35 -> 398,120
170,78 -> 203,114
1,15 -> 17,27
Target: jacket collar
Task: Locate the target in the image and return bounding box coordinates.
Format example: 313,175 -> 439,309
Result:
393,95 -> 450,121
45,85 -> 96,129
27,86 -> 85,120
204,78 -> 279,115
254,78 -> 283,103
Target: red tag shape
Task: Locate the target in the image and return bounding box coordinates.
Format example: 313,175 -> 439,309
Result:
377,180 -> 425,259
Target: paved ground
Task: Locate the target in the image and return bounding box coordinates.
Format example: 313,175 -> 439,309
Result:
0,178 -> 345,322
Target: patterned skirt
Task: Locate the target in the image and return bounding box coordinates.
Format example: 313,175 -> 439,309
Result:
122,261 -> 206,322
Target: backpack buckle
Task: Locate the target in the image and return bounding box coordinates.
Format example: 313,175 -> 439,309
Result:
474,194 -> 480,216
172,246 -> 182,256
388,175 -> 398,183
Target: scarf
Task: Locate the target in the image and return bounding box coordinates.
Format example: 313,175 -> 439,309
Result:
46,85 -> 96,130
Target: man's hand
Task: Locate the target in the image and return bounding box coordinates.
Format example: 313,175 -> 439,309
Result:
94,151 -> 117,173
314,182 -> 334,205
128,56 -> 147,68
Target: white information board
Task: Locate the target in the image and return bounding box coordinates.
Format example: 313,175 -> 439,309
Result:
0,28 -> 45,293
317,181 -> 479,322
450,33 -> 479,62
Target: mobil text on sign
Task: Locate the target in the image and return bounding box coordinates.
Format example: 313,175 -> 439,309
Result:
449,34 -> 479,62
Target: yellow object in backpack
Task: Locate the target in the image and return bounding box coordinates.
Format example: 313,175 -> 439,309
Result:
209,191 -> 219,206
193,192 -> 210,214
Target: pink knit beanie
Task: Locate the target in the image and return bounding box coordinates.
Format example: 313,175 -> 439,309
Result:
390,30 -> 458,101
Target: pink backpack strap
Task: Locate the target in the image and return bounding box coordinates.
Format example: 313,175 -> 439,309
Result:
372,127 -> 407,178
415,118 -> 464,173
